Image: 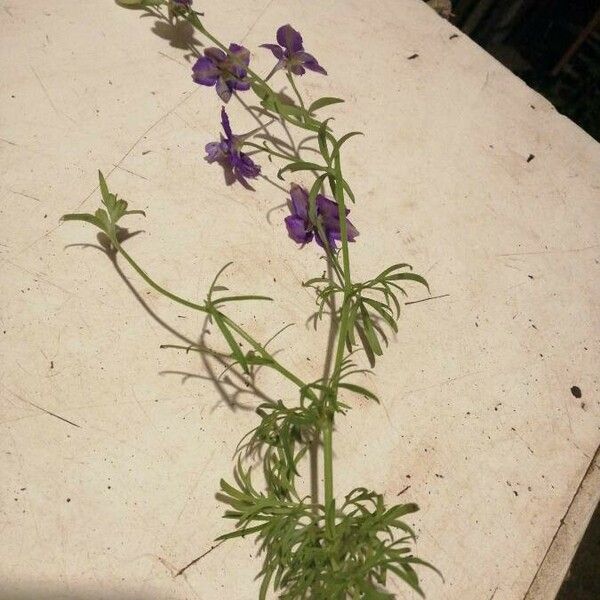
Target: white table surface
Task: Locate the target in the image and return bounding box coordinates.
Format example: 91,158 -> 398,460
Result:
1,1 -> 599,598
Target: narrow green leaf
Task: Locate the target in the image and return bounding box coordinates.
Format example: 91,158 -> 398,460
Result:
388,272 -> 430,292
277,161 -> 330,180
376,263 -> 413,280
212,294 -> 273,306
360,303 -> 383,356
317,119 -> 333,164
330,131 -> 363,162
308,96 -> 344,114
213,311 -> 248,373
338,382 -> 380,404
61,213 -> 107,232
216,522 -> 266,541
362,297 -> 398,332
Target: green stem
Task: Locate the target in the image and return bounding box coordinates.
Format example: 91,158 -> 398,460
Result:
287,71 -> 306,112
117,244 -> 207,313
242,141 -> 297,162
323,416 -> 334,508
115,242 -> 318,402
223,315 -> 316,399
320,158 -> 356,508
188,5 -> 357,520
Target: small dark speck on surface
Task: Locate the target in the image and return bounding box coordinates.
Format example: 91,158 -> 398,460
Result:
66,498 -> 71,503
407,53 -> 419,60
527,153 -> 535,162
571,386 -> 582,398
528,274 -> 534,279
142,150 -> 151,155
449,33 -> 459,39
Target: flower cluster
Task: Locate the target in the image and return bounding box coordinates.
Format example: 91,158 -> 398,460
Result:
195,24 -> 354,249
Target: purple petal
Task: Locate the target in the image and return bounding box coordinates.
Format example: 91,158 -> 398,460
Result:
191,57 -> 219,85
277,24 -> 303,53
289,63 -> 306,76
230,79 -> 251,92
229,43 -> 250,67
289,184 -> 309,220
314,231 -> 334,249
204,47 -> 227,63
316,195 -> 344,218
260,43 -> 285,60
285,215 -> 313,245
297,51 -> 327,75
215,77 -> 232,103
220,107 -> 233,139
205,141 -> 225,163
232,152 -> 261,180
345,219 -> 359,241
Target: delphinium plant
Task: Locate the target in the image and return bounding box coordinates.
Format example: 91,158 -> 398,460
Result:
63,1 -> 440,597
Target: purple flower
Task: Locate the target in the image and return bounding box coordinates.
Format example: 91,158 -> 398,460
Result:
261,24 -> 327,76
285,184 -> 358,249
205,107 -> 261,186
192,44 -> 251,102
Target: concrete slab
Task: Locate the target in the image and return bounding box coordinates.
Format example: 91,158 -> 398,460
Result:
1,1 -> 598,598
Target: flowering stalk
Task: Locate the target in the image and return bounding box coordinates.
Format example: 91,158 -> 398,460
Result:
63,1 -> 440,597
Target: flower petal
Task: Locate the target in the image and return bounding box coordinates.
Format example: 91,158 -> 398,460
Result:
346,219 -> 359,241
229,43 -> 250,67
220,107 -> 233,139
316,195 -> 341,219
285,215 -> 313,245
232,152 -> 261,180
230,79 -> 251,92
289,184 -> 310,220
277,24 -> 303,53
204,47 -> 227,63
204,141 -> 225,163
260,43 -> 285,60
297,51 -> 327,75
289,63 -> 306,76
191,57 -> 219,85
215,77 -> 232,103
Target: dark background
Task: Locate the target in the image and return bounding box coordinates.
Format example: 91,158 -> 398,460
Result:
449,0 -> 600,141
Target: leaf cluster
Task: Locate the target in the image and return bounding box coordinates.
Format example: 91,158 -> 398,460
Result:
305,263 -> 429,365
62,171 -> 145,246
218,465 -> 436,599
